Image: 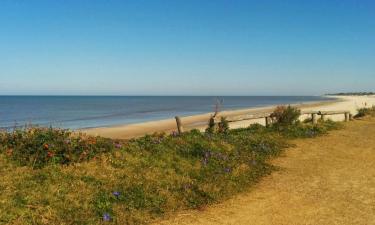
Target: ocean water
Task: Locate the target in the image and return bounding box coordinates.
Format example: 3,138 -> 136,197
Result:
0,96 -> 332,129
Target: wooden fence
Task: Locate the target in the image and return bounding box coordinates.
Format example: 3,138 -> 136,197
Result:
174,110 -> 352,135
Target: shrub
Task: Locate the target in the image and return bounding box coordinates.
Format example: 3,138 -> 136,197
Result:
0,127 -> 114,168
274,119 -> 342,138
218,117 -> 230,134
354,106 -> 375,118
271,105 -> 301,127
205,116 -> 216,134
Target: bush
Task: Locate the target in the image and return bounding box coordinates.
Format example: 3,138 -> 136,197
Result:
218,117 -> 230,134
0,127 -> 114,168
271,105 -> 301,127
205,116 -> 216,134
354,106 -> 375,118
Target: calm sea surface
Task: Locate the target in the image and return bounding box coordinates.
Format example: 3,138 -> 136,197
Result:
0,96 -> 332,129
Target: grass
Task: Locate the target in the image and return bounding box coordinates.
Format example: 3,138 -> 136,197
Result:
157,117 -> 375,225
0,119 -> 341,224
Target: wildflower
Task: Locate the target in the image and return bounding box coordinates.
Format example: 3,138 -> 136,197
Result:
224,167 -> 231,173
201,158 -> 208,166
115,143 -> 122,149
103,213 -> 111,221
43,144 -> 49,150
47,151 -> 54,158
171,131 -> 178,137
6,148 -> 13,156
113,191 -> 121,198
183,183 -> 192,190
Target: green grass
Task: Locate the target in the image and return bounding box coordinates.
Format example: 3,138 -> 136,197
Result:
0,120 -> 341,224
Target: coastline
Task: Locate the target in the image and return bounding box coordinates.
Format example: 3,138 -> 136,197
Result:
82,96 -> 339,139
83,95 -> 375,139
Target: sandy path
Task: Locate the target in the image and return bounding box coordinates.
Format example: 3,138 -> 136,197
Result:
155,118 -> 375,225
84,96 -> 375,139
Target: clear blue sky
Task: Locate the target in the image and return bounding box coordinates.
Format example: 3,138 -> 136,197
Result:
1,0 -> 374,95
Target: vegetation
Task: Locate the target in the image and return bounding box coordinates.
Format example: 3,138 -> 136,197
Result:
218,117 -> 230,134
327,92 -> 375,96
271,105 -> 301,127
0,127 -> 114,169
0,107 -> 342,224
355,106 -> 375,118
205,116 -> 216,134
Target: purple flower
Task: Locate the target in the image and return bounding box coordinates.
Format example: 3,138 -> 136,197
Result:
201,158 -> 208,166
115,143 -> 122,149
103,213 -> 111,221
152,139 -> 162,144
183,183 -> 192,190
171,131 -> 179,137
113,191 -> 120,198
224,168 -> 231,173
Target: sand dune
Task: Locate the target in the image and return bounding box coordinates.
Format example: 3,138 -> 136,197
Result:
83,95 -> 375,139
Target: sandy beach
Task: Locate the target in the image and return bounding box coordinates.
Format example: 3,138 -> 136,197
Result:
83,95 -> 375,139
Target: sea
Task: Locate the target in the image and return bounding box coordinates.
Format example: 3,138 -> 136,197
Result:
0,96 -> 333,130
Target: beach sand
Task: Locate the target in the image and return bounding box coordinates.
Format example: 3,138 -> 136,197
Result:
83,95 -> 375,139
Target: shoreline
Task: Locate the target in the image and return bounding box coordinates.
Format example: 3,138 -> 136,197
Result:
82,97 -> 342,139
83,95 -> 375,139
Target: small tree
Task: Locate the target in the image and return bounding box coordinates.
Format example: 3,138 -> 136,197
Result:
212,98 -> 223,118
271,105 -> 301,126
206,98 -> 224,134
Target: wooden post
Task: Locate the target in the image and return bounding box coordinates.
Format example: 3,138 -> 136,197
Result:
344,112 -> 349,122
312,113 -> 317,125
321,114 -> 326,121
349,113 -> 353,121
175,116 -> 183,134
265,116 -> 271,127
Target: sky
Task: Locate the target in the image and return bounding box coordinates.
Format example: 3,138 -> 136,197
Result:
0,0 -> 374,96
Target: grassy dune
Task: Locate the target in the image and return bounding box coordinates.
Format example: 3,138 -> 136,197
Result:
156,116 -> 375,225
0,116 -> 341,224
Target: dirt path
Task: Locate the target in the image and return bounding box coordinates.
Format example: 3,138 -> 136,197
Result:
156,118 -> 375,225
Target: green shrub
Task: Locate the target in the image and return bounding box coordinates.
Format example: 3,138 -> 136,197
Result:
0,127 -> 114,168
273,119 -> 342,138
218,117 -> 230,134
271,105 -> 301,127
205,116 -> 216,134
355,106 -> 375,118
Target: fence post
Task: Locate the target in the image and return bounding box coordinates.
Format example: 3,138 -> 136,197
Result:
345,112 -> 349,122
265,116 -> 271,127
175,116 -> 184,134
321,114 -> 326,121
312,113 -> 317,125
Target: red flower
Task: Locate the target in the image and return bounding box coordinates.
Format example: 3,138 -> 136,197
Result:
43,144 -> 49,150
6,149 -> 13,156
47,151 -> 54,158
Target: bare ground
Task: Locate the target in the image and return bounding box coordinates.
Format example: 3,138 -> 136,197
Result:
155,118 -> 375,225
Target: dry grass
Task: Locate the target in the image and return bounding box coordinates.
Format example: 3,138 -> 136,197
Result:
155,118 -> 375,225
